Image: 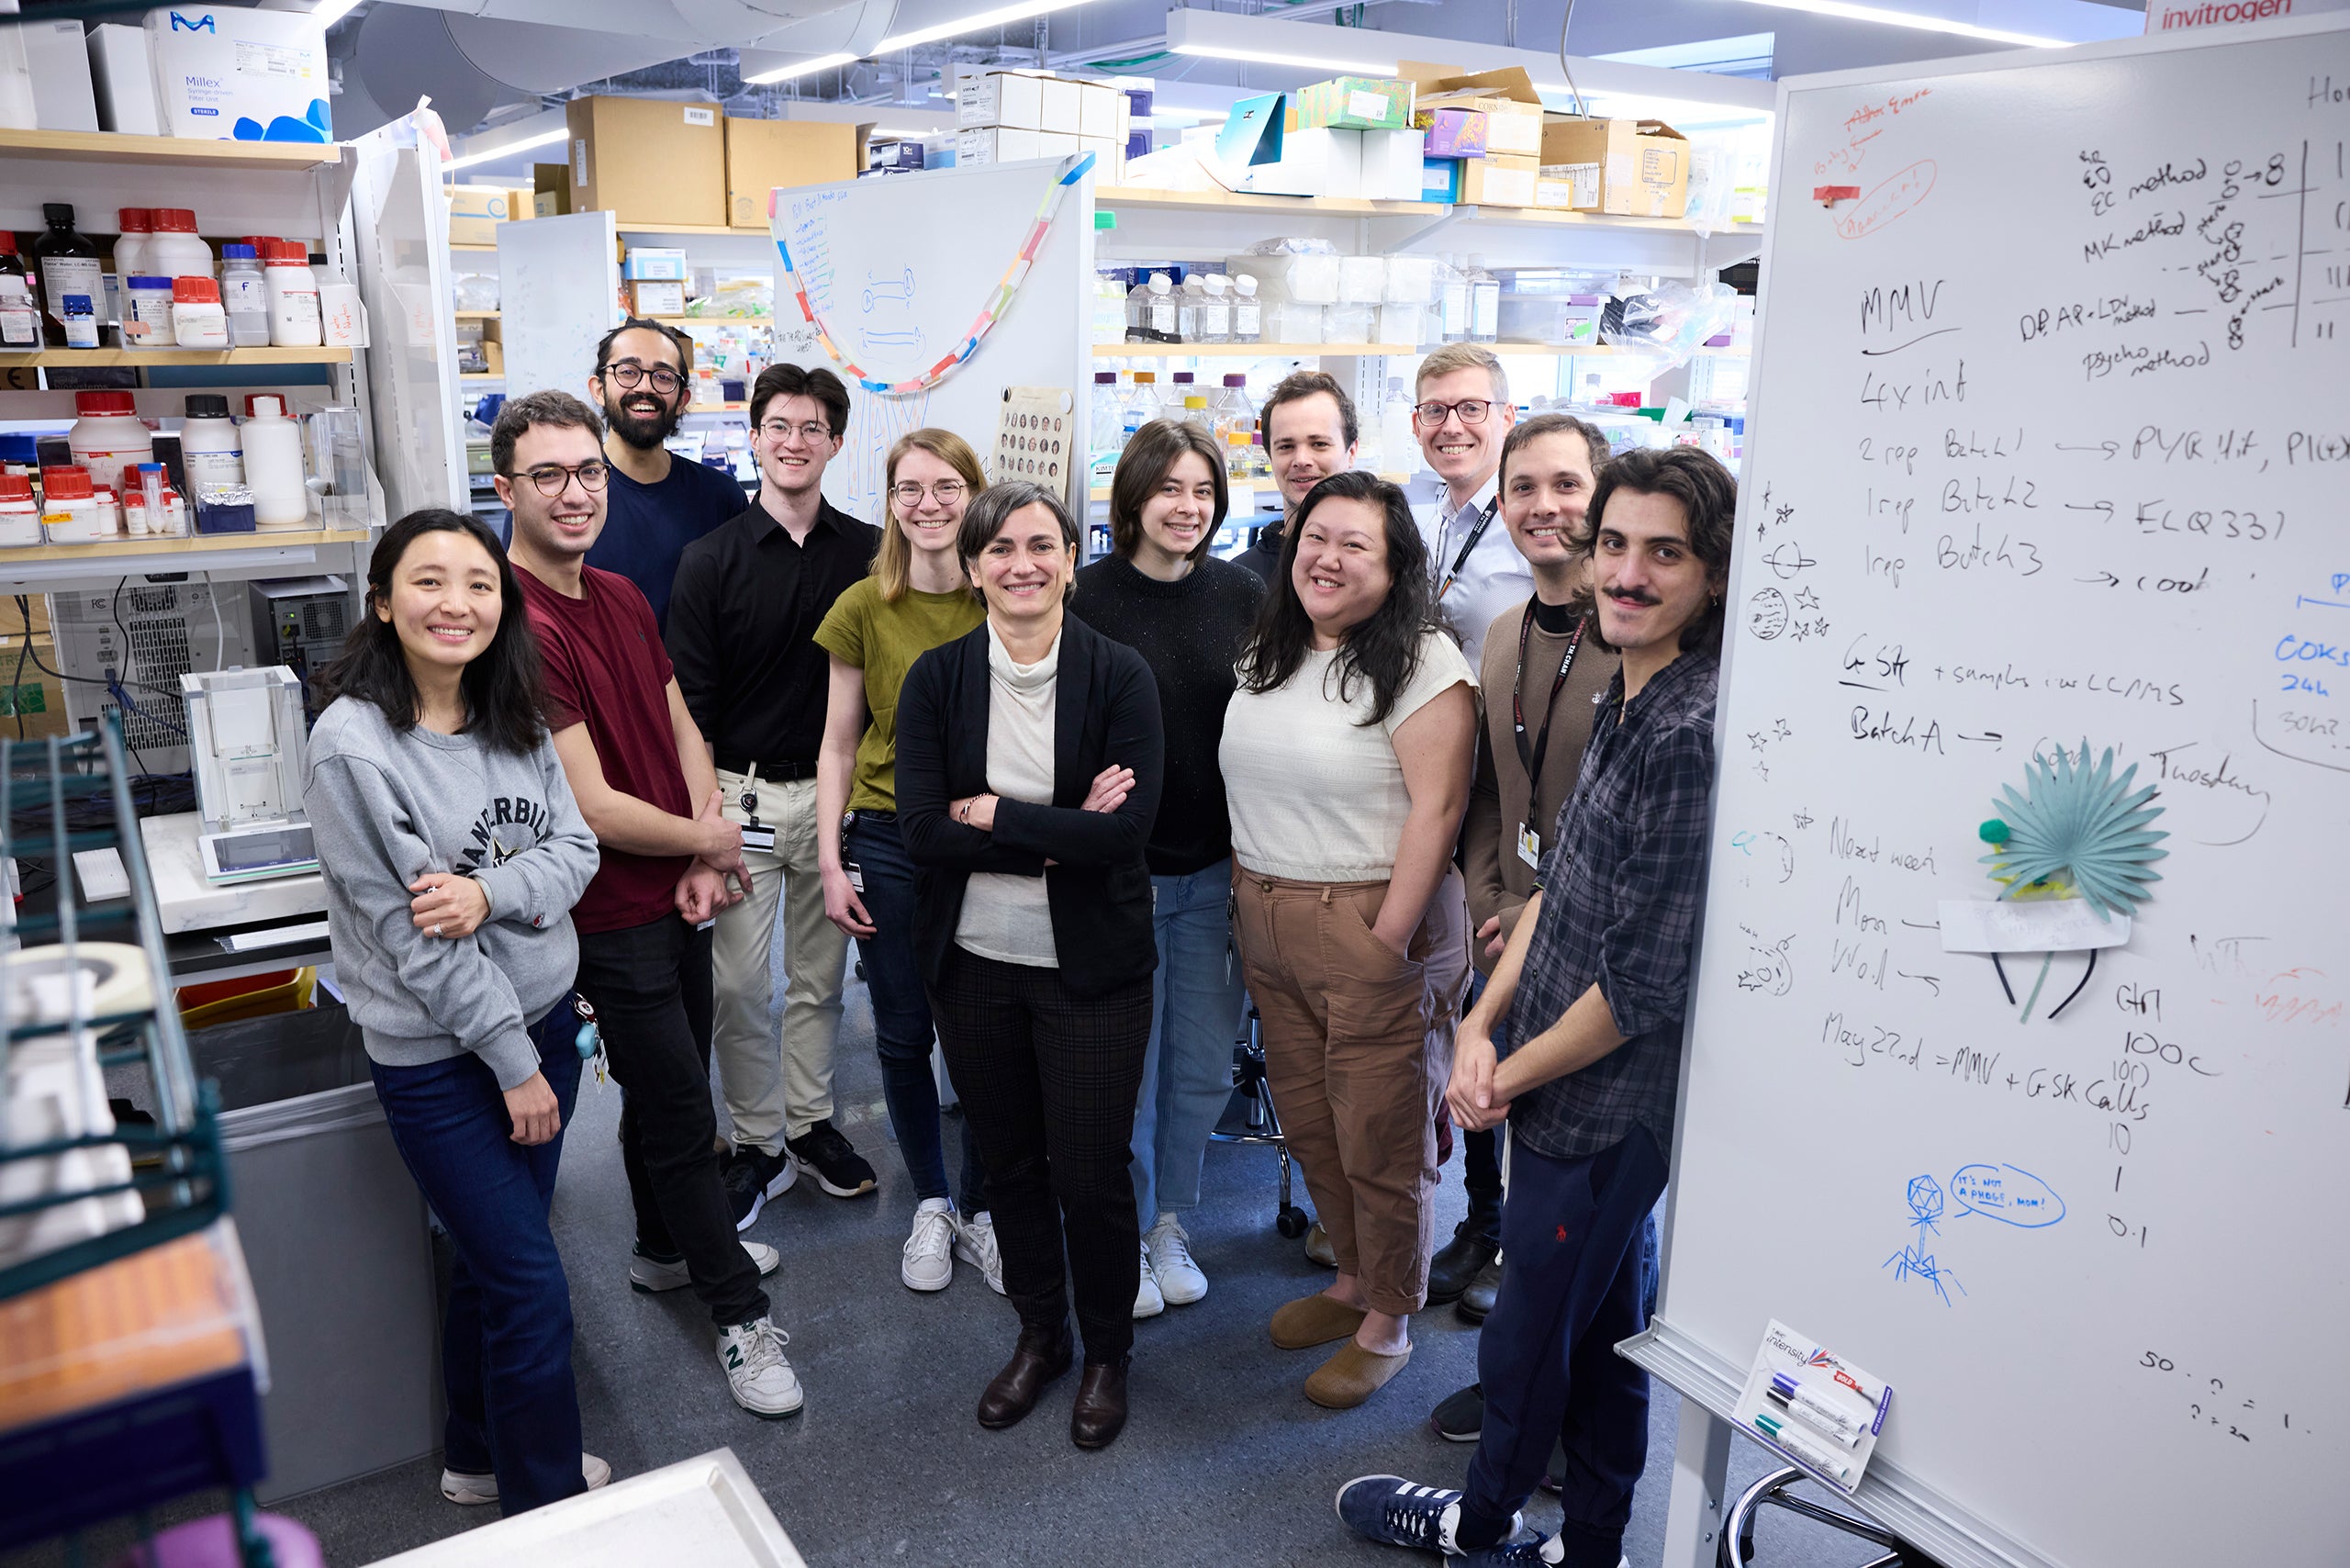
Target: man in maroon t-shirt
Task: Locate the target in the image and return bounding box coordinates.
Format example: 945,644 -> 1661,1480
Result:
491,389 -> 801,1421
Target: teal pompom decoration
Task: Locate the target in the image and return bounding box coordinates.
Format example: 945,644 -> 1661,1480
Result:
1979,742 -> 2167,919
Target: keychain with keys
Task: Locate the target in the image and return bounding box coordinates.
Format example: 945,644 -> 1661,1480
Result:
571,993 -> 608,1085
738,763 -> 777,855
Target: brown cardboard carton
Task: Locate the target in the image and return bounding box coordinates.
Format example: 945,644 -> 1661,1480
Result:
565,95 -> 727,230
724,118 -> 867,229
532,162 -> 569,218
1459,153 -> 1539,208
1401,62 -> 1544,157
0,636 -> 68,740
446,184 -> 517,247
1537,117 -> 1689,218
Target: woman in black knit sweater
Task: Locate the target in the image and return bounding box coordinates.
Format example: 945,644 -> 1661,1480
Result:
1074,419 -> 1263,1318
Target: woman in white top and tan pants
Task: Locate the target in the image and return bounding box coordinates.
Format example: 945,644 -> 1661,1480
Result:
1221,470 -> 1476,1410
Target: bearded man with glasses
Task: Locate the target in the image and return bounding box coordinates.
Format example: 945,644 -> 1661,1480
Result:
584,319 -> 750,630
666,362 -> 885,1228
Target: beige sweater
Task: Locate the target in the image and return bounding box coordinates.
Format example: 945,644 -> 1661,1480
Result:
1460,599 -> 1618,976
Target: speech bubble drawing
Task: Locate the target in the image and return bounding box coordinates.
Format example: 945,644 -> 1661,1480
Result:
1951,1163 -> 2066,1227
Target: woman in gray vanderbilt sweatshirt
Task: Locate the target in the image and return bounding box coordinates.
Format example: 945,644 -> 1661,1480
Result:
303,509 -> 603,1518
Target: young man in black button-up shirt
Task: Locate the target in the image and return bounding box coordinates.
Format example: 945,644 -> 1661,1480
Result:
667,364 -> 881,1225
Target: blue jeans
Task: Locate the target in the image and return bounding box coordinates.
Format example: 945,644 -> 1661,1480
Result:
1130,858 -> 1247,1228
847,813 -> 987,1213
371,1001 -> 585,1518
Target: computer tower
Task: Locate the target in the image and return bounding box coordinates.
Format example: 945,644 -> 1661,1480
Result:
246,577 -> 356,716
52,580 -> 255,777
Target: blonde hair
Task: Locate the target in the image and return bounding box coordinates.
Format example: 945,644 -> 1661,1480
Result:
876,428 -> 988,602
1415,342 -> 1511,406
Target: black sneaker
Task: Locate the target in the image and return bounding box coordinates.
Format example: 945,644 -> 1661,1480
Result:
723,1144 -> 796,1230
785,1119 -> 877,1198
1428,1382 -> 1484,1442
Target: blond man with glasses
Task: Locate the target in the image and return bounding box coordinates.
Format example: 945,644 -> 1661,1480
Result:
1411,343 -> 1526,667
667,363 -> 882,1229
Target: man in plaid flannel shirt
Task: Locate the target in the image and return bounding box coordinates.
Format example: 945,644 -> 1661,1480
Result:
1338,446 -> 1738,1568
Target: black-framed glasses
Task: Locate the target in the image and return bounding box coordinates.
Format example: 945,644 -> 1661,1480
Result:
1414,398 -> 1494,426
601,361 -> 684,397
759,420 -> 835,444
509,460 -> 610,498
891,479 -> 967,507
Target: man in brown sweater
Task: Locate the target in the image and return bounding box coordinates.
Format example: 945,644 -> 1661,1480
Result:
1427,414 -> 1619,1446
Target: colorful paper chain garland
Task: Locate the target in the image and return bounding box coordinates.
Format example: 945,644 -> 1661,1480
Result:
771,151 -> 1096,397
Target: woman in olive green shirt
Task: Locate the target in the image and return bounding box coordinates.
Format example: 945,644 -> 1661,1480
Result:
814,428 -> 995,1295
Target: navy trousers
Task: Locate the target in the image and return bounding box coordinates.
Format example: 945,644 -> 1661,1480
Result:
1462,1126 -> 1670,1566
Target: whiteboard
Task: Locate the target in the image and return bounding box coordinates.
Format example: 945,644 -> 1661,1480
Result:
499,211 -> 621,409
768,159 -> 1093,522
1628,18 -> 2350,1568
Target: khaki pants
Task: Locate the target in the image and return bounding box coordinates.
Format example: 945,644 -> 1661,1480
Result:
711,772 -> 850,1154
1235,864 -> 1470,1316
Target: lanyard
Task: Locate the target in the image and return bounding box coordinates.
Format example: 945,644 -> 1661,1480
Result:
1435,496 -> 1500,601
1512,605 -> 1587,787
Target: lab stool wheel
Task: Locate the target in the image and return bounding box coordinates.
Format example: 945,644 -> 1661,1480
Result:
1275,1204 -> 1310,1239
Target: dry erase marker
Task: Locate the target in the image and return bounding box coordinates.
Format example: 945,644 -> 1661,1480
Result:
1830,1366 -> 1879,1406
1770,1373 -> 1865,1444
1754,1413 -> 1855,1484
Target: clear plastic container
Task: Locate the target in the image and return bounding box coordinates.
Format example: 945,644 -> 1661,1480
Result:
68,391 -> 153,496
171,276 -> 229,349
1089,371 -> 1125,484
218,244 -> 270,348
1127,272 -> 1177,344
1265,299 -> 1323,344
1196,274 -> 1232,343
1231,275 -> 1262,343
1337,255 -> 1386,305
313,261 -> 363,348
1325,303 -> 1375,344
1467,255 -> 1500,344
1175,275 -> 1203,343
264,241 -> 322,349
146,208 -> 214,286
1123,372 -> 1160,442
1163,371 -> 1196,420
1437,254 -> 1469,344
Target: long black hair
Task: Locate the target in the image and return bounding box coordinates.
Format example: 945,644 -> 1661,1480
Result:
316,509 -> 552,754
1236,469 -> 1433,727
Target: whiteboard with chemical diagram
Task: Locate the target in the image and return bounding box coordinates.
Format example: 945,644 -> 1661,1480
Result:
1625,18 -> 2350,1568
767,158 -> 1094,525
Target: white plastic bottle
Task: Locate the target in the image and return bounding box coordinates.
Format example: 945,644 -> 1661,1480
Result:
241,394 -> 310,528
218,244 -> 269,348
0,471 -> 39,547
263,241 -> 322,348
179,395 -> 245,496
68,391 -> 153,497
1466,254 -> 1500,344
1231,274 -> 1262,344
112,208 -> 154,288
171,277 -> 229,349
145,209 -> 213,286
38,465 -> 103,543
123,276 -> 175,349
1142,273 -> 1177,343
0,254 -> 38,350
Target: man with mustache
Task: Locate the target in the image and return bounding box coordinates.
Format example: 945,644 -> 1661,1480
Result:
1339,446 -> 1736,1567
584,319 -> 750,630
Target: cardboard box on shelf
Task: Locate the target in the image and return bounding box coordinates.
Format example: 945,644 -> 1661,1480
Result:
957,126 -> 1043,166
1413,106 -> 1487,159
1037,76 -> 1082,136
1035,130 -> 1081,162
1079,135 -> 1121,183
1292,75 -> 1415,132
1538,118 -> 1690,218
0,637 -> 69,742
867,139 -> 925,173
532,163 -> 569,218
1079,81 -> 1120,140
145,6 -> 330,141
1359,127 -> 1427,201
446,185 -> 518,248
621,248 -> 688,281
1421,157 -> 1464,204
86,24 -> 162,136
957,69 -> 1046,130
24,19 -> 99,133
566,95 -> 726,230
1460,153 -> 1539,208
725,118 -> 866,227
1535,162 -> 1602,210
1403,62 -> 1543,158
630,279 -> 686,317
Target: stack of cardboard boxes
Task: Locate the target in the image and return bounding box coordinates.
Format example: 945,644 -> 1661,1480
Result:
954,70 -> 1127,178
1408,63 -> 1691,218
559,97 -> 867,231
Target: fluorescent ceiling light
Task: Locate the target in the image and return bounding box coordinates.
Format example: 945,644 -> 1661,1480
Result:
874,0 -> 1103,52
446,126 -> 566,171
1713,0 -> 2069,49
744,50 -> 861,85
311,0 -> 363,25
1169,41 -> 1400,74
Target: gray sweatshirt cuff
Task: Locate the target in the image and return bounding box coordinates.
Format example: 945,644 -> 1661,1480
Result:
479,1026 -> 543,1092
472,863 -> 538,927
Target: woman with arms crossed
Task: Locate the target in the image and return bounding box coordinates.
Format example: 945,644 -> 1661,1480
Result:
896,481 -> 1164,1449
813,429 -> 1000,1294
304,510 -> 603,1514
1221,470 -> 1477,1411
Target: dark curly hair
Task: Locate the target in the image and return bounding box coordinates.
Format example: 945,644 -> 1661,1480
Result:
1585,446 -> 1738,658
1235,470 -> 1433,727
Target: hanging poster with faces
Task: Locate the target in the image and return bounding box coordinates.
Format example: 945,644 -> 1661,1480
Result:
990,386 -> 1075,509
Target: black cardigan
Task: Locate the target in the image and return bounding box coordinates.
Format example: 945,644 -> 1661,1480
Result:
896,613 -> 1164,996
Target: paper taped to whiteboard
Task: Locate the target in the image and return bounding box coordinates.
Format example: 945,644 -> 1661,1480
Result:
1937,899 -> 2132,954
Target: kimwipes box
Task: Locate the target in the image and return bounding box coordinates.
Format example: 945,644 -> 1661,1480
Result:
566,95 -> 727,230
1539,118 -> 1690,218
724,118 -> 867,228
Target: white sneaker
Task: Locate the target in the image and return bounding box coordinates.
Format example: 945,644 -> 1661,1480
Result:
953,1209 -> 1006,1295
1133,1239 -> 1165,1319
902,1197 -> 957,1292
717,1317 -> 803,1418
1146,1212 -> 1208,1305
630,1239 -> 779,1294
439,1452 -> 610,1505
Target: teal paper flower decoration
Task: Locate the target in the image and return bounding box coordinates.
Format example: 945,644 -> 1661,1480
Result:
1978,742 -> 2168,919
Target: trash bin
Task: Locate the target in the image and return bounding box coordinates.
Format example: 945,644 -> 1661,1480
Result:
193,1005 -> 440,1502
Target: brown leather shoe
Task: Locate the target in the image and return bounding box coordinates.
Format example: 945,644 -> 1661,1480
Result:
977,1328 -> 1072,1429
1069,1356 -> 1131,1450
